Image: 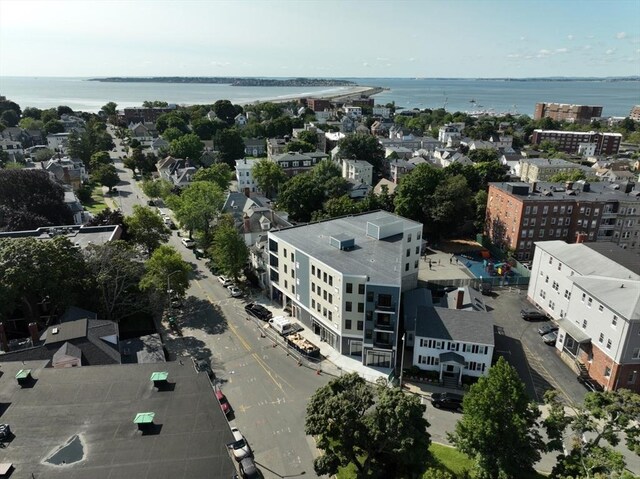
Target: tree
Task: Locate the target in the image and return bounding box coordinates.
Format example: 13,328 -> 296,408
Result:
468,148 -> 499,163
84,241 -> 147,322
0,110 -> 19,127
210,216 -> 249,282
338,134 -> 385,173
125,205 -> 170,256
122,155 -> 137,175
67,119 -> 114,161
544,389 -> 640,479
56,105 -> 73,116
0,99 -> 21,119
473,189 -> 488,231
0,169 -> 73,231
139,245 -> 190,300
549,170 -> 587,183
167,181 -> 224,239
142,100 -> 168,108
277,173 -> 324,222
251,159 -> 287,199
93,164 -> 119,192
191,116 -> 219,140
169,133 -> 204,162
214,128 -> 246,166
297,130 -> 318,146
162,127 -> 186,142
284,139 -> 315,153
22,107 -> 42,120
0,237 -> 90,323
429,175 -> 474,236
213,99 -> 238,125
394,163 -> 443,226
192,163 -> 233,191
86,208 -> 128,238
40,108 -> 58,124
101,101 -> 118,117
141,178 -> 174,200
18,117 -> 44,131
305,373 -> 430,478
88,151 -> 112,171
448,357 -> 544,479
316,195 -> 360,220
33,148 -> 54,163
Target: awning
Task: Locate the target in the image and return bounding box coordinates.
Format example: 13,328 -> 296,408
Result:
557,318 -> 591,344
439,351 -> 465,365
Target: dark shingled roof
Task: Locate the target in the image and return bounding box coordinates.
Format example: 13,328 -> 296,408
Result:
415,307 -> 494,346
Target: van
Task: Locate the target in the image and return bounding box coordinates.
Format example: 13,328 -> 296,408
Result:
269,316 -> 293,336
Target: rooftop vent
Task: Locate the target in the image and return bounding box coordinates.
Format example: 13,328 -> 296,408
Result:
52,327 -> 59,335
330,233 -> 355,251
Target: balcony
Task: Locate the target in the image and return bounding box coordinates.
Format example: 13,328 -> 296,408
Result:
374,302 -> 396,313
373,339 -> 393,349
373,321 -> 394,332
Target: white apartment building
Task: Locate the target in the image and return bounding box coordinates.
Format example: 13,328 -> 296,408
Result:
372,106 -> 391,119
527,240 -> 640,392
340,158 -> 373,186
267,212 -> 423,368
235,158 -> 260,195
344,106 -> 362,118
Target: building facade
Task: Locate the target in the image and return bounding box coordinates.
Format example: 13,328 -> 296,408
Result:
527,241 -> 640,392
235,158 -> 260,195
519,158 -> 590,183
341,158 -> 373,186
531,130 -> 622,155
534,103 -> 603,124
267,212 -> 423,368
485,181 -> 640,260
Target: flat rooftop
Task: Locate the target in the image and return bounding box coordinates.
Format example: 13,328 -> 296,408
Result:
0,361 -> 236,478
271,211 -> 422,284
0,225 -> 122,249
490,181 -> 640,203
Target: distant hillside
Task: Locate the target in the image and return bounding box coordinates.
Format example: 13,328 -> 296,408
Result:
87,77 -> 356,87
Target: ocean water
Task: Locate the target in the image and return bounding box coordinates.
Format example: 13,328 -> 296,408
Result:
1,76 -> 638,117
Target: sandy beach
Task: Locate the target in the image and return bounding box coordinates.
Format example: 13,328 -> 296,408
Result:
241,85 -> 385,106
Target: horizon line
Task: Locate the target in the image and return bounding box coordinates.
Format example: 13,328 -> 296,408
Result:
1,75 -> 639,80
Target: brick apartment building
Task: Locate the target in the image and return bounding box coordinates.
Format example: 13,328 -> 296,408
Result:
305,98 -> 331,112
485,181 -> 640,260
534,103 -> 603,124
531,129 -> 622,155
122,106 -> 176,123
527,241 -> 640,392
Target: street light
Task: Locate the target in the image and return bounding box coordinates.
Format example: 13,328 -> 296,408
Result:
166,270 -> 183,304
398,333 -> 406,389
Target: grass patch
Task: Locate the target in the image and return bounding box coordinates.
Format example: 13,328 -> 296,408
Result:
84,185 -> 108,214
335,443 -> 547,478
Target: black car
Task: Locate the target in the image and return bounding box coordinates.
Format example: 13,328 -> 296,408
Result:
245,303 -> 273,321
147,200 -> 155,206
577,376 -> 604,392
430,392 -> 464,411
193,357 -> 216,382
521,308 -> 547,321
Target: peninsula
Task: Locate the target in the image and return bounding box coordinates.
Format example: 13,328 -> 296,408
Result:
87,77 -> 357,87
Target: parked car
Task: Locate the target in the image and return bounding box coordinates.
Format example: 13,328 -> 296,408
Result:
181,238 -> 195,249
147,200 -> 155,206
218,276 -> 233,287
194,248 -> 206,259
521,308 -> 547,321
229,427 -> 252,461
228,285 -> 243,298
542,331 -> 558,345
239,457 -> 259,479
537,323 -> 559,335
430,392 -> 464,411
577,375 -> 604,392
245,303 -> 273,321
0,424 -> 11,441
193,357 -> 216,382
215,389 -> 232,416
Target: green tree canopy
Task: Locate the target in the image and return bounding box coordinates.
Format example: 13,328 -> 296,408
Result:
284,139 -> 315,153
549,170 -> 587,183
0,237 -> 90,323
139,244 -> 190,300
18,117 -> 44,131
101,101 -> 118,117
297,130 -> 318,146
305,373 -> 430,478
251,159 -> 287,199
192,163 -> 233,191
468,148 -> 499,163
141,178 -> 174,199
191,116 -> 220,140
214,128 -> 246,166
88,151 -> 112,171
448,357 -> 544,479
125,205 -> 170,256
167,181 -> 224,238
544,389 -> 640,479
394,163 -> 443,226
277,173 -> 325,222
22,107 -> 42,119
213,99 -> 239,125
0,110 -> 19,127
169,133 -> 204,162
84,241 -> 146,322
338,133 -> 385,173
0,169 -> 73,231
92,164 -> 119,192
162,127 -> 186,142
429,174 -> 474,236
209,215 -> 249,281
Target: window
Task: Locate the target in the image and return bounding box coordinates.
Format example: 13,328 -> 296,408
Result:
541,217 -> 547,226
284,264 -> 287,273
284,280 -> 288,288
604,366 -> 611,377
407,248 -> 411,257
582,319 -> 587,329
599,333 -> 604,343
345,320 -> 352,330
633,348 -> 640,359
346,283 -> 353,294
415,246 -> 420,254
358,284 -> 365,295
323,272 -> 327,283
588,297 -> 592,308
367,291 -> 374,302
530,218 -> 536,226
312,299 -> 315,308
523,218 -> 529,227
345,301 -> 352,312
543,206 -> 549,214
311,283 -> 315,293
407,233 -> 412,242
606,339 -> 612,349
405,263 -> 409,271
290,253 -> 294,261
598,305 -> 604,312
612,316 -> 618,326
553,206 -> 558,213
532,206 -> 538,214
358,303 -> 364,313
323,290 -> 327,300
328,293 -> 333,303
312,265 -> 315,275
328,276 -> 333,286
567,206 -> 573,214
414,260 -> 419,268
564,290 -> 571,299
357,321 -> 363,331
558,263 -> 562,271
539,229 -> 545,237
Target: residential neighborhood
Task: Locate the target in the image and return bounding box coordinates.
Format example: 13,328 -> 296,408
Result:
1,85 -> 639,479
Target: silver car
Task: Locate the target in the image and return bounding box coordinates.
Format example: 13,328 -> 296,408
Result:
229,426 -> 251,461
542,330 -> 558,345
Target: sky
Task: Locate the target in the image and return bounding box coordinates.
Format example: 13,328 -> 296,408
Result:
1,0 -> 639,78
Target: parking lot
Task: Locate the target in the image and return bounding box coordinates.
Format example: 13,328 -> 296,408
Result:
483,288 -> 589,404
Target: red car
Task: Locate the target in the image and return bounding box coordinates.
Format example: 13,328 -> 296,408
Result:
215,389 -> 233,416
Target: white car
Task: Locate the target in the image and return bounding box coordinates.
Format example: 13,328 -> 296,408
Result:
229,427 -> 251,461
181,238 -> 195,249
218,276 -> 232,287
227,285 -> 242,298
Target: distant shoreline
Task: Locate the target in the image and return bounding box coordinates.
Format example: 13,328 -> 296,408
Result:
87,77 -> 357,87
243,86 -> 385,106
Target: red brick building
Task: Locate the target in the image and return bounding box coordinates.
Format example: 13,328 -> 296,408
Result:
534,102 -> 602,124
531,129 -> 622,155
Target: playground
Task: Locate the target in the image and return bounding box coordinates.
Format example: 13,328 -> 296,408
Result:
455,250 -> 524,285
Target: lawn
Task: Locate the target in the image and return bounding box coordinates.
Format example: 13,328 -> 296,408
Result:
84,185 -> 108,214
336,443 -> 547,478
